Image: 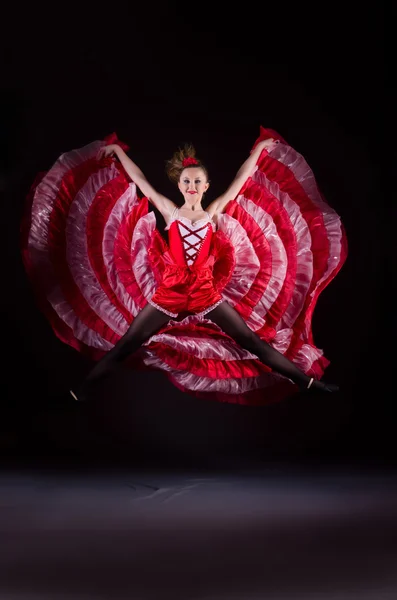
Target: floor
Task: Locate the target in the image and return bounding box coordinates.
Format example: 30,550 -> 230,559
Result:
1,462 -> 396,599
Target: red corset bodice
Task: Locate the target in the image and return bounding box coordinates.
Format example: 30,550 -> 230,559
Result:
166,212 -> 215,268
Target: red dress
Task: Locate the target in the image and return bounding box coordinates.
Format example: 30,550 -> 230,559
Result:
149,208 -> 223,318
20,128 -> 348,406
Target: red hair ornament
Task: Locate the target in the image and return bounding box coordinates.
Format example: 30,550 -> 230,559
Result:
182,157 -> 199,167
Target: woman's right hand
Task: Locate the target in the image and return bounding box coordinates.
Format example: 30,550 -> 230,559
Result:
96,144 -> 120,161
257,138 -> 280,152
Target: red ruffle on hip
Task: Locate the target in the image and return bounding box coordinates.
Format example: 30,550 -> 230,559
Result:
150,257 -> 223,316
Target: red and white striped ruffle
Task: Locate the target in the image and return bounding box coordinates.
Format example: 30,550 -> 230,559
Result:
21,128 -> 347,405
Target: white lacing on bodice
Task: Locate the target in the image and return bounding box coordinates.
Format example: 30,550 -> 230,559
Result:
166,207 -> 216,266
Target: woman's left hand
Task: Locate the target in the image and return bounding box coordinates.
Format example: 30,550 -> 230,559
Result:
96,144 -> 120,161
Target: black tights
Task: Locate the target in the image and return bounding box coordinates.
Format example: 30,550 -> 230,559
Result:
74,302 -> 336,399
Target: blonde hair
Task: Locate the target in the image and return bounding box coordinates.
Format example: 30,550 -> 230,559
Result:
165,143 -> 209,185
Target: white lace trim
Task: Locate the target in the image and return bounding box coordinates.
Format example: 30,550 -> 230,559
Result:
165,207 -> 216,231
195,297 -> 224,317
148,299 -> 178,318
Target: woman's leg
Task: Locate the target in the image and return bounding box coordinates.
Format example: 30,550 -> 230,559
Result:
206,302 -> 338,392
72,303 -> 172,400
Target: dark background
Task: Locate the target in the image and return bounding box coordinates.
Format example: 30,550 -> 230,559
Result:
1,4 -> 391,470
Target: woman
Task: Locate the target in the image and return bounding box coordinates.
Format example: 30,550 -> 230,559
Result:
21,128 -> 347,405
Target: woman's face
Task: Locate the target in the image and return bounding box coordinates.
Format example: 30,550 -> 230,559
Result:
178,167 -> 209,206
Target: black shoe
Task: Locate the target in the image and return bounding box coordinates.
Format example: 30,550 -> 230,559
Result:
318,382 -> 339,393
308,379 -> 339,393
69,388 -> 88,402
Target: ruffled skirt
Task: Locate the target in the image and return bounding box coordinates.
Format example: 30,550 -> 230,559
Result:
20,128 -> 348,405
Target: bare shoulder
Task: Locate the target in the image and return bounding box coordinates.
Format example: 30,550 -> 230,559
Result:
206,199 -> 220,219
206,197 -> 229,224
207,208 -> 219,228
149,193 -> 177,223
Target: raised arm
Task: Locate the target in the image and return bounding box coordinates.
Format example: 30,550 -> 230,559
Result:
97,144 -> 177,221
206,138 -> 279,218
